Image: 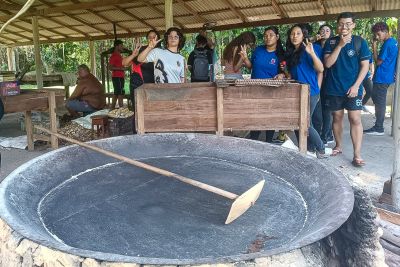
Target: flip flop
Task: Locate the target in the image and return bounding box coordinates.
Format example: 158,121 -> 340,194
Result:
352,158 -> 365,167
331,148 -> 343,156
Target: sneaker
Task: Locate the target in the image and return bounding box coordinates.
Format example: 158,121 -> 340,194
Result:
316,149 -> 329,159
362,105 -> 373,114
363,127 -> 384,136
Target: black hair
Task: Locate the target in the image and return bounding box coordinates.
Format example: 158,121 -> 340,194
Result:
147,29 -> 161,48
284,24 -> 309,69
299,23 -> 313,36
223,31 -> 256,66
337,12 -> 355,23
372,22 -> 389,33
78,64 -> 90,72
146,29 -> 160,40
113,39 -> 123,47
163,27 -> 185,52
264,26 -> 285,62
315,24 -> 333,47
196,34 -> 208,46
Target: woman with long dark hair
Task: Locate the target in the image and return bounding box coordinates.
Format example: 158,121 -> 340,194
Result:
285,24 -> 327,158
312,24 -> 335,144
222,31 -> 255,79
240,26 -> 285,142
137,27 -> 186,83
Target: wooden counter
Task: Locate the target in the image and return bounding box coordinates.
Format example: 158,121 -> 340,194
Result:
135,81 -> 309,153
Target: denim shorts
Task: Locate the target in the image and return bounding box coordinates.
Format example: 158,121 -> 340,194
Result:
66,99 -> 96,112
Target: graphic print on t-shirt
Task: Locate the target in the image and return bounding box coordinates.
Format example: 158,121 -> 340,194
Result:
154,59 -> 168,83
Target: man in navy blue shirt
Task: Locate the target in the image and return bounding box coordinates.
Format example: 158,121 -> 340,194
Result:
364,22 -> 398,136
324,12 -> 370,167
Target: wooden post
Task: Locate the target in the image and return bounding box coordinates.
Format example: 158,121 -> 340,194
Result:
216,86 -> 224,136
391,18 -> 400,210
299,84 -> 309,154
25,111 -> 34,151
135,88 -> 145,134
165,0 -> 173,30
32,16 -> 43,89
89,40 -> 96,77
48,91 -> 58,149
6,47 -> 15,71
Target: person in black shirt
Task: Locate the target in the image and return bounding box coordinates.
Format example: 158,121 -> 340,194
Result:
187,35 -> 213,82
123,30 -> 161,107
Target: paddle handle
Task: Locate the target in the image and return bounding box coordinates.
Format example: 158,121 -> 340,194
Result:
36,126 -> 238,200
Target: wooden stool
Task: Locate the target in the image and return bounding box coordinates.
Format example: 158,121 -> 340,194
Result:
91,115 -> 109,138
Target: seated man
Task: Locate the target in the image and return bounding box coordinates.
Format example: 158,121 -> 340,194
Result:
66,64 -> 106,117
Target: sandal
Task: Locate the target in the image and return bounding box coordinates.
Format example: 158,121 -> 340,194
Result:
331,148 -> 343,156
352,158 -> 365,167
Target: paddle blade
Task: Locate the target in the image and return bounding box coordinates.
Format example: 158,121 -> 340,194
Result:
225,180 -> 265,224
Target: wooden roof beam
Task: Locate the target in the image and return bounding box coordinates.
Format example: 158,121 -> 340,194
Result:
140,1 -> 185,29
317,0 -> 327,15
271,0 -> 289,18
113,5 -> 157,31
86,9 -> 132,34
39,0 -> 104,37
371,0 -> 378,11
43,16 -> 89,38
0,0 -> 24,10
221,0 -> 247,22
176,0 -> 206,23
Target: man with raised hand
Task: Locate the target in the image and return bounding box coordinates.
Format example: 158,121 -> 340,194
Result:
364,22 -> 398,136
323,12 -> 370,167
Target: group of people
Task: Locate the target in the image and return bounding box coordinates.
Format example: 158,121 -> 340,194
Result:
66,12 -> 398,167
218,12 -> 397,166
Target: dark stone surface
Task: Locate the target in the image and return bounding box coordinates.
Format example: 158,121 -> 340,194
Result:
0,133 -> 354,265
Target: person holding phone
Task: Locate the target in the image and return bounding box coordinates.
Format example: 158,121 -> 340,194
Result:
364,22 -> 398,135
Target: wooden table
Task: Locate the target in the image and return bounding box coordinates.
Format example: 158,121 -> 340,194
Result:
1,88 -> 64,150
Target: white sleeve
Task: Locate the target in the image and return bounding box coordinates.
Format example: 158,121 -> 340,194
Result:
146,48 -> 160,63
180,58 -> 185,78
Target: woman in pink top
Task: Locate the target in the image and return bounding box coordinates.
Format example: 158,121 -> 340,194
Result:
222,31 -> 256,79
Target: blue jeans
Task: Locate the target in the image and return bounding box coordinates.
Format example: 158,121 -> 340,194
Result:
296,95 -> 325,152
308,95 -> 325,151
372,83 -> 390,131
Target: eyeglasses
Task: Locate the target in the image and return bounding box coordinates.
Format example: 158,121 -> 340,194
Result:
338,22 -> 354,28
168,35 -> 180,40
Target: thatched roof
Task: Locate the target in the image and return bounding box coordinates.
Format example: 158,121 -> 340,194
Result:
1,0 -> 399,47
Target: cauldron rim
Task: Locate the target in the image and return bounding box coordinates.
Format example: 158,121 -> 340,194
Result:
0,133 -> 354,265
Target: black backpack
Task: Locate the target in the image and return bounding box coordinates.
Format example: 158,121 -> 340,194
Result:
192,49 -> 210,81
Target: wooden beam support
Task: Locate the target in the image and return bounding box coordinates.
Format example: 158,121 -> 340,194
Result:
271,0 -> 288,18
221,0 -> 247,22
89,40 -> 96,76
32,16 -> 43,89
165,0 -> 173,30
6,47 -> 15,71
114,5 -> 157,31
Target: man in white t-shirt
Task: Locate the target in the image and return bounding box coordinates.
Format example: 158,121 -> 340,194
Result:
138,27 -> 186,83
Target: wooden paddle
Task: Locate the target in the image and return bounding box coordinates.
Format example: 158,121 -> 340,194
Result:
35,126 -> 265,224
